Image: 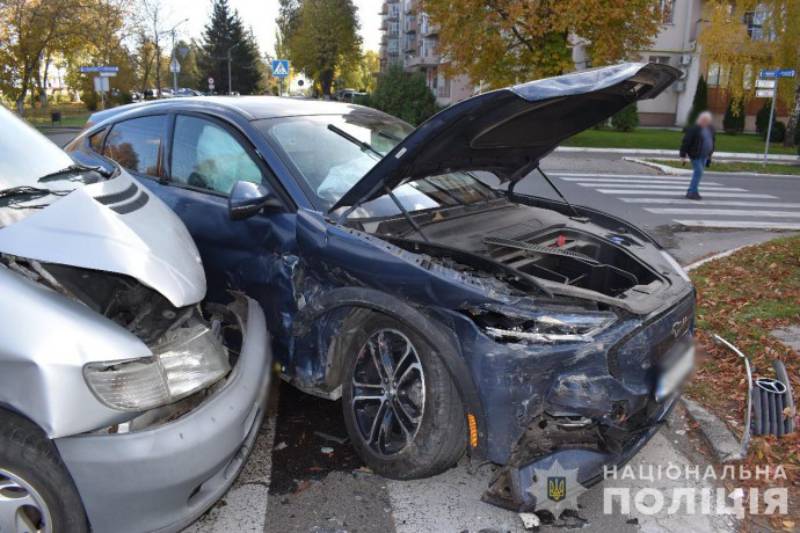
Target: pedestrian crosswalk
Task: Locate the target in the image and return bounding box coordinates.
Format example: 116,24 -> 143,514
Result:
554,173 -> 800,230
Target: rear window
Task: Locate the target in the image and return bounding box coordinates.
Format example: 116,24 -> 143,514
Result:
104,115 -> 166,176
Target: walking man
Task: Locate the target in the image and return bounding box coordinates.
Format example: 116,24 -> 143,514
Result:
680,111 -> 715,200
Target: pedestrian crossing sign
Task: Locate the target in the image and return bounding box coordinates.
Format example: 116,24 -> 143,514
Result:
271,60 -> 290,79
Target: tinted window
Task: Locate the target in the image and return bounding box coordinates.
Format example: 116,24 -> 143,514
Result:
104,115 -> 165,176
171,115 -> 262,194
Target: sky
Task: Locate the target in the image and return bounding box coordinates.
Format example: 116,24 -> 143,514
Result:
170,0 -> 382,57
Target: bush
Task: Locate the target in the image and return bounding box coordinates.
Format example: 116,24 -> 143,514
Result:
687,76 -> 708,126
722,100 -> 745,134
756,101 -> 772,136
767,120 -> 786,143
369,64 -> 438,125
611,104 -> 639,132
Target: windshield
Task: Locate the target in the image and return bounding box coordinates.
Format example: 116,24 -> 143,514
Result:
0,106 -> 104,227
255,113 -> 496,218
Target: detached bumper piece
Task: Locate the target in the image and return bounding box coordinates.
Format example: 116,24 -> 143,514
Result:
55,297 -> 271,533
483,396 -> 678,512
752,361 -> 795,437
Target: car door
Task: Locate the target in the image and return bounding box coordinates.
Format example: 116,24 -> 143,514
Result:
104,112 -> 300,357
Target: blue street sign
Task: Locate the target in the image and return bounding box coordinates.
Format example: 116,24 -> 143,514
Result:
760,68 -> 795,79
79,66 -> 119,74
271,60 -> 290,79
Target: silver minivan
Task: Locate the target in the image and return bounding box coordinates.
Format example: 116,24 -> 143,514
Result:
0,106 -> 272,533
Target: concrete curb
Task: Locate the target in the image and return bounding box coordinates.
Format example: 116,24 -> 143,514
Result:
624,156 -> 800,179
681,398 -> 746,463
556,146 -> 799,162
684,244 -> 756,272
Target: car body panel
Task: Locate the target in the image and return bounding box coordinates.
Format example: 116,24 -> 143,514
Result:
0,171 -> 206,307
55,297 -> 271,533
333,63 -> 681,209
0,264 -> 149,437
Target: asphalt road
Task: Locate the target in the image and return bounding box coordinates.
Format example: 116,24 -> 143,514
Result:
42,130 -> 791,532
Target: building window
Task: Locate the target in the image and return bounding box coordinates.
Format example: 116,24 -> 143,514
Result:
659,0 -> 675,24
744,5 -> 771,41
707,64 -> 720,87
648,55 -> 671,65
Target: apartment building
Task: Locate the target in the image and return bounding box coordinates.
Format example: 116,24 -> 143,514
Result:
379,0 -> 473,107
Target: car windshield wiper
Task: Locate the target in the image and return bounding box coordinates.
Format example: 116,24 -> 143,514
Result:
37,163 -> 110,183
327,124 -> 385,158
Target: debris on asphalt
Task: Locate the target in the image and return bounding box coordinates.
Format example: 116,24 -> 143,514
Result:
274,441 -> 288,451
626,517 -> 639,525
321,446 -> 335,455
315,430 -> 349,444
519,512 -> 541,530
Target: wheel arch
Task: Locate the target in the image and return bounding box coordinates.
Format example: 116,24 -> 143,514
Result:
290,286 -> 487,457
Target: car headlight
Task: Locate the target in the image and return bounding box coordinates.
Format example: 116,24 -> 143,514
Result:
473,308 -> 617,343
84,324 -> 230,411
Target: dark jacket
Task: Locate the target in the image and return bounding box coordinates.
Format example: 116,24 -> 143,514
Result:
680,125 -> 715,160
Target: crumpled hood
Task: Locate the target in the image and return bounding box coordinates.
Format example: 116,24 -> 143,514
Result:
0,171 -> 206,306
333,62 -> 680,210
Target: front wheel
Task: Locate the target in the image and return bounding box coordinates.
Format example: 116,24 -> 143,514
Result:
341,313 -> 466,479
0,410 -> 88,533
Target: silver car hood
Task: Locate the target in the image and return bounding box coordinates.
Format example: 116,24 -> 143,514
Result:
0,171 -> 206,307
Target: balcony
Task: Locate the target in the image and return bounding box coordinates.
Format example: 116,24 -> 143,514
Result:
405,54 -> 440,69
405,18 -> 417,33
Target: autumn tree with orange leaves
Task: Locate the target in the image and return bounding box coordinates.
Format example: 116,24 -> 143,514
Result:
420,0 -> 665,88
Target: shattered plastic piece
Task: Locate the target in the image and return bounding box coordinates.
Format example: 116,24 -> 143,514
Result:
321,446 -> 334,454
519,512 -> 541,530
275,441 -> 288,451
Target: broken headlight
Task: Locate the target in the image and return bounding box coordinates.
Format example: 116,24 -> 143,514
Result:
84,324 -> 230,411
475,309 -> 617,343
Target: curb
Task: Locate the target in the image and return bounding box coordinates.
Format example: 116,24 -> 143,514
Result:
624,156 -> 800,179
556,146 -> 798,162
681,398 -> 745,463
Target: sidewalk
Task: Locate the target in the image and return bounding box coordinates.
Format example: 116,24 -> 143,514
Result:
556,146 -> 798,162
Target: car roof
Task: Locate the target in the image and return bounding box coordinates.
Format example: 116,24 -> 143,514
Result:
88,96 -> 368,126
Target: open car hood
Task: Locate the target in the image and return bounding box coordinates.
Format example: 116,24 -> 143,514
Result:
0,171 -> 206,307
333,63 -> 680,211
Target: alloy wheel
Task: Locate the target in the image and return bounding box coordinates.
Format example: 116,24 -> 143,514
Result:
0,468 -> 51,533
351,329 -> 426,456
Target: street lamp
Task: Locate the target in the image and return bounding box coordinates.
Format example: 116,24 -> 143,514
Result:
227,42 -> 241,95
162,18 -> 189,92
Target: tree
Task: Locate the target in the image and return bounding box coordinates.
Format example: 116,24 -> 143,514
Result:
369,64 -> 437,125
276,0 -> 300,58
699,0 -> 800,145
287,0 -> 361,96
198,0 -> 262,94
723,100 -> 745,134
420,0 -> 663,88
337,49 -> 380,92
688,75 -> 708,126
611,104 -> 639,132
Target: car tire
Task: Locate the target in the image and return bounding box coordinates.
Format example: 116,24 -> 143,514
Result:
341,312 -> 466,479
0,409 -> 89,533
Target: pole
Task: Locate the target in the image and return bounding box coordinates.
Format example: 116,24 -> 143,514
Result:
227,48 -> 232,95
764,88 -> 776,165
171,29 -> 178,92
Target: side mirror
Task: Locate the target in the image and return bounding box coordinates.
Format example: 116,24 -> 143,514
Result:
228,180 -> 282,220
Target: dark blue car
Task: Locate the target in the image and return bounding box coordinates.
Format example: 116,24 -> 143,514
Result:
67,63 -> 695,511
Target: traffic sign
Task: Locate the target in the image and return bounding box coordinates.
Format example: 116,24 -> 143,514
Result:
755,79 -> 775,89
170,57 -> 181,74
80,66 -> 118,74
271,59 -> 290,78
760,68 -> 796,79
756,89 -> 775,98
99,71 -> 117,78
93,76 -> 110,93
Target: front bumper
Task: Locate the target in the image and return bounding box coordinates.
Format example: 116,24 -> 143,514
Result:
55,297 -> 271,533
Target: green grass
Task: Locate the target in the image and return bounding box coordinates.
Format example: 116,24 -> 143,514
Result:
562,128 -> 798,155
21,103 -> 90,129
652,159 -> 800,175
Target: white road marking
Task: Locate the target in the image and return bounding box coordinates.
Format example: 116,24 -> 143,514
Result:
555,173 -> 683,179
675,220 -> 800,230
620,198 -> 800,208
559,176 -> 714,183
580,184 -> 746,191
597,190 -> 777,198
563,178 -> 723,186
647,208 -> 800,219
